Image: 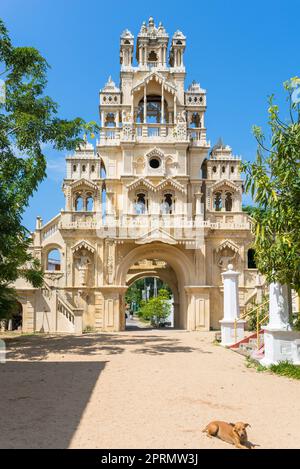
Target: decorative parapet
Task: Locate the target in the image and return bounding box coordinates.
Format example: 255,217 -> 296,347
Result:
96,123 -> 208,147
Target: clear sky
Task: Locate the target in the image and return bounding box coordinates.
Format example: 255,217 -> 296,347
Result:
1,0 -> 299,230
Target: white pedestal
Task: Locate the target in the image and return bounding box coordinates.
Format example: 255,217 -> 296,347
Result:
260,328 -> 300,366
260,282 -> 300,366
220,319 -> 246,346
219,264 -> 244,346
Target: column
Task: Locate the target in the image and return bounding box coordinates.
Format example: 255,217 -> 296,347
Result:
159,46 -> 163,66
115,111 -> 119,128
101,111 -> 105,127
195,192 -> 203,218
131,97 -> 134,122
173,94 -> 177,123
139,46 -> 142,65
268,283 -> 292,330
161,82 -> 164,124
143,84 -> 147,123
221,192 -> 226,211
220,264 -> 245,346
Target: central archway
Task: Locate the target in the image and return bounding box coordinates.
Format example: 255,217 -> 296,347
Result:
125,261 -> 179,329
116,243 -> 195,329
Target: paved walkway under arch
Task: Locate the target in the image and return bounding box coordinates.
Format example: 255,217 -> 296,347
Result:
1,328 -> 300,449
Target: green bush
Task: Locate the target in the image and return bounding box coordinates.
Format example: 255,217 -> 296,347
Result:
138,289 -> 171,328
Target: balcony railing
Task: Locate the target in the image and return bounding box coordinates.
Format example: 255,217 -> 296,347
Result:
97,124 -> 208,146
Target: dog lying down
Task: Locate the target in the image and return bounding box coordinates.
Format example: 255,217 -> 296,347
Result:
202,421 -> 253,449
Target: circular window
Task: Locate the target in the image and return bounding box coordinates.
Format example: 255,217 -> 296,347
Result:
149,158 -> 160,169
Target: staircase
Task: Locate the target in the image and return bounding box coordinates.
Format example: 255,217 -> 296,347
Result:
229,330 -> 265,358
42,280 -> 83,333
56,292 -> 76,333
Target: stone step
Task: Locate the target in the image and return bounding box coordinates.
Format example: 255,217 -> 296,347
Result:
248,337 -> 264,346
240,342 -> 256,352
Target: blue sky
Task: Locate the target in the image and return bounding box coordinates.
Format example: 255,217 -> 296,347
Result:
2,0 -> 299,230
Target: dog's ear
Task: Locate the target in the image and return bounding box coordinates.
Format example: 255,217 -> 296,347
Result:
244,423 -> 251,428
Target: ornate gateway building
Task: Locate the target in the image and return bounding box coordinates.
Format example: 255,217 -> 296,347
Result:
15,18 -> 259,333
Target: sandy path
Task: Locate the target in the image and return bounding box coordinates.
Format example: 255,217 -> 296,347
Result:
0,327 -> 299,449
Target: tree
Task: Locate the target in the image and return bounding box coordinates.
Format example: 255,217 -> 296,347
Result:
241,77 -> 300,293
0,19 -> 95,318
138,288 -> 171,327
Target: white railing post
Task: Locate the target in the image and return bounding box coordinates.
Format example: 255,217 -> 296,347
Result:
260,282 -> 300,366
220,263 -> 245,346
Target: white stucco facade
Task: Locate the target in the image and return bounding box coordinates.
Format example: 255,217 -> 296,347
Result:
14,18 -> 259,334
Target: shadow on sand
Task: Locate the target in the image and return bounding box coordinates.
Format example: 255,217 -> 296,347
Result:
0,361 -> 106,449
3,332 -> 212,361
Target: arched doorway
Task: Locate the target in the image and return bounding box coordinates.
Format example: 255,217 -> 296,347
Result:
9,301 -> 23,331
116,243 -> 194,330
125,269 -> 177,330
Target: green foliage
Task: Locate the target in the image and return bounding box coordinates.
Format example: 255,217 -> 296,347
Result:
125,279 -> 144,311
0,284 -> 18,319
245,357 -> 267,373
242,205 -> 256,216
269,361 -> 300,379
241,78 -> 300,292
0,19 -> 97,318
246,357 -> 300,379
138,288 -> 171,327
125,277 -> 172,313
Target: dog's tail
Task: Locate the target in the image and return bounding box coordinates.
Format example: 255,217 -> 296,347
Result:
202,425 -> 208,433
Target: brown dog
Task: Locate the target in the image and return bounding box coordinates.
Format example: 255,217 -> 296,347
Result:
202,421 -> 251,449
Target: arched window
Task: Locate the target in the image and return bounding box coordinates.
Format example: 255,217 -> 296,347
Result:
105,112 -> 116,127
148,50 -> 158,67
102,182 -> 106,219
212,166 -> 217,173
100,160 -> 106,178
82,165 -> 86,172
136,95 -> 168,124
247,249 -> 257,268
222,166 -> 225,173
225,192 -> 232,211
86,196 -> 94,211
47,249 -> 61,271
135,193 -> 147,214
214,192 -> 222,211
75,196 -> 84,211
190,112 -> 201,128
91,165 -> 95,173
161,193 -> 173,214
73,164 -> 77,172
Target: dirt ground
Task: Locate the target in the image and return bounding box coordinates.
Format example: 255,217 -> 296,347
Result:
0,326 -> 300,449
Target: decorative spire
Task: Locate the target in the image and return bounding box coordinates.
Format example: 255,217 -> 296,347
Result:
148,16 -> 155,28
